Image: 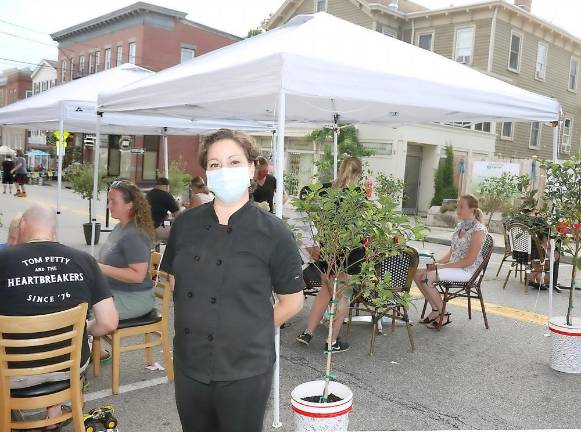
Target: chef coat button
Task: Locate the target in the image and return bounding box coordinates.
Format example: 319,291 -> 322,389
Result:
184,328 -> 190,335
216,259 -> 222,266
187,292 -> 193,298
207,334 -> 214,342
210,297 -> 216,304
227,227 -> 233,234
194,256 -> 200,262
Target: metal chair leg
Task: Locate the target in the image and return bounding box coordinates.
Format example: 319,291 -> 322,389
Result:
496,255 -> 508,277
503,267 -> 512,289
477,287 -> 489,329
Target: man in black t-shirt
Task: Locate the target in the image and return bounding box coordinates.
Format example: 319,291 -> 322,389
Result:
0,206 -> 118,422
146,177 -> 180,241
2,155 -> 15,194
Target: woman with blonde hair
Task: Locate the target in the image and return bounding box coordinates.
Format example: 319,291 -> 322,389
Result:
414,194 -> 487,329
98,180 -> 155,320
296,156 -> 365,353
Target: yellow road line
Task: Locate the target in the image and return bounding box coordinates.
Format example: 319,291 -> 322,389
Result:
410,287 -> 547,326
23,197 -> 107,222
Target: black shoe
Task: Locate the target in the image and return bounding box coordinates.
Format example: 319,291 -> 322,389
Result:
324,339 -> 350,353
296,331 -> 312,345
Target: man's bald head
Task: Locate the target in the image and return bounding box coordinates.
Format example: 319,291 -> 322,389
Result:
19,206 -> 57,242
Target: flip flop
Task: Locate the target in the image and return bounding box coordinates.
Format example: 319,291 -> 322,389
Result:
426,313 -> 452,330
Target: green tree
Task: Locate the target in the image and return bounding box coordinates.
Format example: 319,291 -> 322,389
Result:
307,126 -> 373,183
374,173 -> 405,206
64,163 -> 106,223
169,159 -> 192,198
478,173 -> 521,226
541,156 -> 581,326
246,28 -> 263,38
431,145 -> 457,206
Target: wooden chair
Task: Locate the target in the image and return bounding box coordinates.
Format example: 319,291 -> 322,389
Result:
348,246 -> 419,355
92,251 -> 174,395
0,303 -> 88,432
502,223 -> 545,292
422,234 -> 494,330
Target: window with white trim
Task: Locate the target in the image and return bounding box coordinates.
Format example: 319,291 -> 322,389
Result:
569,56 -> 579,92
561,117 -> 573,154
79,55 -> 85,77
454,27 -> 474,64
474,122 -> 491,132
501,122 -> 513,140
535,42 -> 547,80
128,42 -> 136,64
88,53 -> 94,74
116,45 -> 123,66
363,141 -> 393,156
25,90 -> 32,98
381,26 -> 396,38
61,60 -> 67,82
508,30 -> 523,72
70,59 -> 74,80
180,47 -> 195,63
418,32 -> 433,51
104,48 -> 111,70
529,122 -> 541,149
95,50 -> 100,73
315,0 -> 327,12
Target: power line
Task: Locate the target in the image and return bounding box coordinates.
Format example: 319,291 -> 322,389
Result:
0,30 -> 58,48
0,57 -> 56,70
0,18 -> 53,35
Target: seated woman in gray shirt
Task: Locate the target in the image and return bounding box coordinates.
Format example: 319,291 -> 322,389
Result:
98,180 -> 155,320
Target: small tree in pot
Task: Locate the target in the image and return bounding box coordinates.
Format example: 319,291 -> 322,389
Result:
541,156 -> 581,373
65,163 -> 106,245
291,184 -> 426,430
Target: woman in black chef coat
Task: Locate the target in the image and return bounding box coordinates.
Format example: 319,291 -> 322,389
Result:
160,129 -> 304,432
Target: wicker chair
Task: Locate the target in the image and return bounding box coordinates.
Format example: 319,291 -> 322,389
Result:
495,220 -> 514,277
422,234 -> 494,330
348,246 -> 419,355
502,223 -> 545,292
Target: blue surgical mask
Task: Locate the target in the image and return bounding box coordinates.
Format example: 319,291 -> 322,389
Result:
206,167 -> 251,203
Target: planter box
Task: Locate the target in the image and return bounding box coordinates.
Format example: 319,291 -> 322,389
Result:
291,380 -> 353,432
549,316 -> 581,374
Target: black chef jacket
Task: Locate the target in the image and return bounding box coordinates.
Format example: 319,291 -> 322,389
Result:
160,200 -> 304,384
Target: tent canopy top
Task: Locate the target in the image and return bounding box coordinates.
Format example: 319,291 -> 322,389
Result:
98,13 -> 561,125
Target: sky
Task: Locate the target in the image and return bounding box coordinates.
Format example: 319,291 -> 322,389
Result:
0,0 -> 580,74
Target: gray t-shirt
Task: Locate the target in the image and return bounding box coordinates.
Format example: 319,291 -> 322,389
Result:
99,222 -> 152,292
14,156 -> 27,174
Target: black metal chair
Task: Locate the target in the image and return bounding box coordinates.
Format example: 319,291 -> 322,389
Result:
302,262 -> 322,297
502,223 -> 545,292
495,220 -> 514,277
422,234 -> 494,330
348,246 -> 419,355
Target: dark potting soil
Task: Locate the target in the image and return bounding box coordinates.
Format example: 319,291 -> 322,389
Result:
303,393 -> 343,403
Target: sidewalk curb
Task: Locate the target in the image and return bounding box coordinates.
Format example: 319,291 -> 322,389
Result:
424,236 -> 574,265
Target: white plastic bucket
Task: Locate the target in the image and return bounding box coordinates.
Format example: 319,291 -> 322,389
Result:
549,316 -> 581,374
291,380 -> 353,432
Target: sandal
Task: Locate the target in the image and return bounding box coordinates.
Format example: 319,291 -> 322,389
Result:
420,309 -> 439,324
100,350 -> 112,365
426,313 -> 452,330
43,405 -> 72,431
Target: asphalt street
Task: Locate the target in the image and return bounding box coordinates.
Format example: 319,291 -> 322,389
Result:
1,184 -> 580,431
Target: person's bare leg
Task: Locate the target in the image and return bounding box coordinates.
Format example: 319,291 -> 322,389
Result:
331,294 -> 348,341
423,271 -> 443,318
45,404 -> 63,430
305,275 -> 332,334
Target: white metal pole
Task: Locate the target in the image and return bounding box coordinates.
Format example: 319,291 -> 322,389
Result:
333,113 -> 339,180
548,237 -> 555,323
552,120 -> 559,162
90,113 -> 102,257
163,128 -> 169,179
272,90 -> 286,429
56,116 -> 64,240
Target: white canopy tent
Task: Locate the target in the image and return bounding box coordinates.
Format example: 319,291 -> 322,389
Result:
0,64 -> 271,239
0,145 -> 16,157
98,13 -> 561,427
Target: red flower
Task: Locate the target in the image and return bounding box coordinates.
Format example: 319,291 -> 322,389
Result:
362,238 -> 369,248
392,235 -> 399,245
556,222 -> 569,235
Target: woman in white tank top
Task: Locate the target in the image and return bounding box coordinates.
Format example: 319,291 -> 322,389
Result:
188,176 -> 214,208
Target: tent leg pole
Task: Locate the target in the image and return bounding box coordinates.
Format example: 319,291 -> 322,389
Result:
90,113 -> 102,257
548,236 -> 555,323
333,113 -> 339,180
552,120 -> 559,162
272,90 -> 285,429
163,130 -> 169,179
56,119 -> 64,241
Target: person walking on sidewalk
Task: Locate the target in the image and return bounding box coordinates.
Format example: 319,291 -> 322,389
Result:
2,155 -> 15,194
11,149 -> 28,197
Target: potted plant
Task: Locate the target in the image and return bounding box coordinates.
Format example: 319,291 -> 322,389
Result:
291,184 -> 426,431
541,156 -> 581,373
65,163 -> 106,245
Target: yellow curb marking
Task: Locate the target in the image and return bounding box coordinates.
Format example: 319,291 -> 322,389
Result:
23,197 -> 107,222
410,287 -> 547,326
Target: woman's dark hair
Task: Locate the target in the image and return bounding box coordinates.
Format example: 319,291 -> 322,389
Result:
110,180 -> 155,240
190,176 -> 209,194
256,156 -> 269,168
199,129 -> 260,170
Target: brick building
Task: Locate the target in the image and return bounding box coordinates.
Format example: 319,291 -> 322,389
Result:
50,2 -> 241,184
0,68 -> 32,150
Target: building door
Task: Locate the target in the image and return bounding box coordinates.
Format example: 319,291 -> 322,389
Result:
402,146 -> 422,215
